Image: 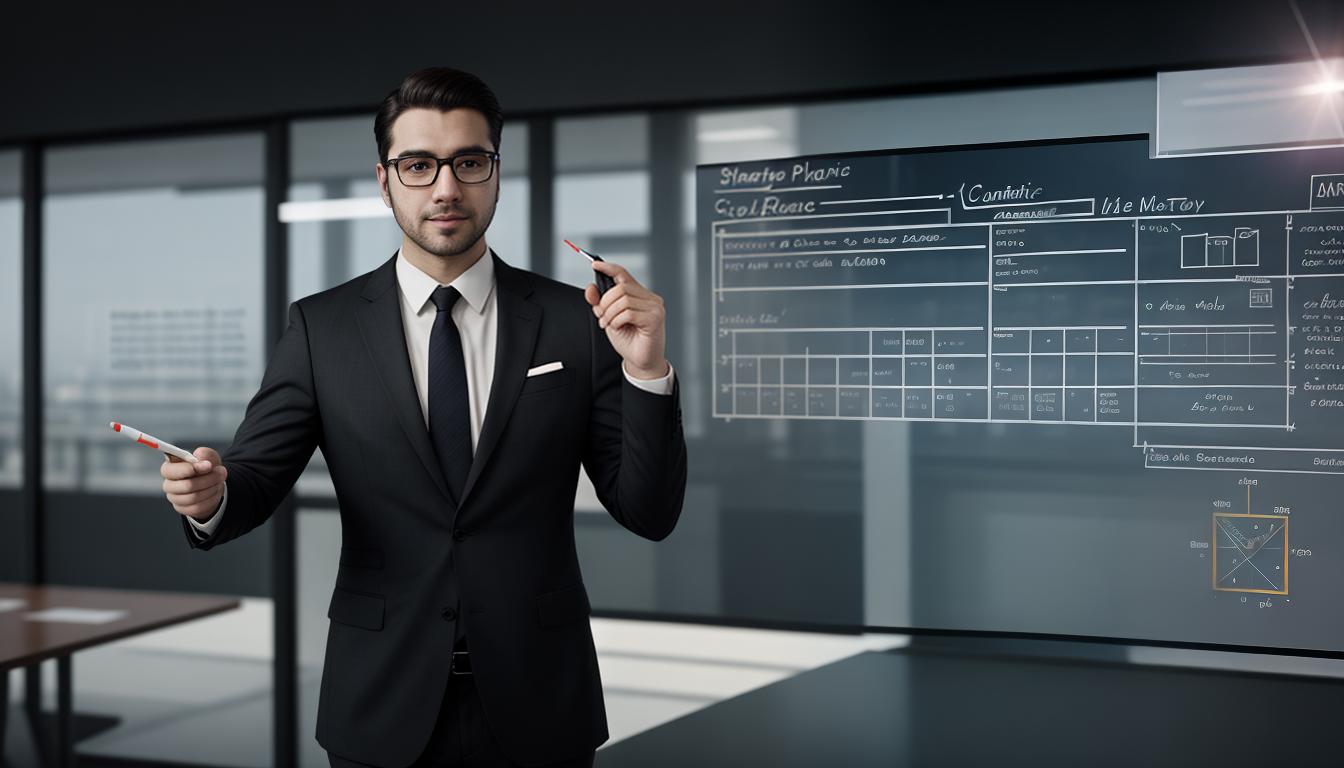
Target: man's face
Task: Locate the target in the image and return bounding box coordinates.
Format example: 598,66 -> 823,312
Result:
376,107 -> 499,262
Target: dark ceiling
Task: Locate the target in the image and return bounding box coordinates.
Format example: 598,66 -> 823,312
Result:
2,0 -> 1341,144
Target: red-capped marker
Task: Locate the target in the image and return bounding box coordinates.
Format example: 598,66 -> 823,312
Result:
565,239 -> 616,295
109,422 -> 199,463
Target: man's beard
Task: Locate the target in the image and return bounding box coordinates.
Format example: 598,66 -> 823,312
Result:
391,197 -> 497,260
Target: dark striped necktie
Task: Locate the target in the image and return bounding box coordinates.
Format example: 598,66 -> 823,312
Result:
428,285 -> 472,505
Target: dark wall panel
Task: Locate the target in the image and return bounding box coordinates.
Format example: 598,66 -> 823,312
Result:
44,493 -> 271,597
0,490 -> 23,581
2,2 -> 1341,143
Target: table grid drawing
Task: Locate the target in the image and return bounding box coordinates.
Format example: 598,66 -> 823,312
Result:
703,140 -> 1344,474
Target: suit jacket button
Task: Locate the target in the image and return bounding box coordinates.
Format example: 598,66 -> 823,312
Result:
441,607 -> 457,621
453,528 -> 468,542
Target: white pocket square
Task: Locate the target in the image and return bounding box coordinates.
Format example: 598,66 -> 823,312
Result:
526,361 -> 564,377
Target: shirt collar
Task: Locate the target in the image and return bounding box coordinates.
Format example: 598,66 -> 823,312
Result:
395,246 -> 495,316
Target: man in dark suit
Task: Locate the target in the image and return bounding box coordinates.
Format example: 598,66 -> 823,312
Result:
159,67 -> 687,767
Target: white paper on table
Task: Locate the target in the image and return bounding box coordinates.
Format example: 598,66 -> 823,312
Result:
0,598 -> 27,613
24,607 -> 128,624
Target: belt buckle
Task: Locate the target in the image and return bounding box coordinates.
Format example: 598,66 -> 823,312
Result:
451,650 -> 472,675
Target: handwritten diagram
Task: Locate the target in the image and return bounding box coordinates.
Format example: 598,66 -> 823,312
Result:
702,138 -> 1344,475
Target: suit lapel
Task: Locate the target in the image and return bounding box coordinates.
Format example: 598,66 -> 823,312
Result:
354,254 -> 454,505
458,253 -> 541,508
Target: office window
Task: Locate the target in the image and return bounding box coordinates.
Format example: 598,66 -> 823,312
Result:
0,150 -> 22,581
43,135 -> 266,494
554,113 -> 651,289
555,112 -> 709,615
40,133 -> 273,766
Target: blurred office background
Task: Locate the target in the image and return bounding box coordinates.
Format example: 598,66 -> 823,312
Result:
4,3 -> 1344,766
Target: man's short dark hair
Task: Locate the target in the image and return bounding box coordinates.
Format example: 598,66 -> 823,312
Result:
374,67 -> 504,162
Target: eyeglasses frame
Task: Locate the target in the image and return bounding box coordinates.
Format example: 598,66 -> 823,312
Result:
382,151 -> 501,187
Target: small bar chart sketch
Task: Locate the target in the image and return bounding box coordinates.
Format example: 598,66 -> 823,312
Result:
1180,227 -> 1260,268
701,137 -> 1344,475
1212,513 -> 1288,595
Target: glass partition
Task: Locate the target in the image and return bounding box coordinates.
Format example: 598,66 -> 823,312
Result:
556,81 -> 1195,638
554,113 -> 651,289
0,150 -> 22,581
40,132 -> 273,765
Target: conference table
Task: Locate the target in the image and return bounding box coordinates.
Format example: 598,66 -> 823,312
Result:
596,640 -> 1344,767
0,583 -> 240,768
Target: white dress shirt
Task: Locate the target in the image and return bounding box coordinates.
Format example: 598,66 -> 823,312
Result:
190,247 -> 675,538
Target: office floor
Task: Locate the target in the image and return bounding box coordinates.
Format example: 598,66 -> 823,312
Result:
3,605 -> 903,767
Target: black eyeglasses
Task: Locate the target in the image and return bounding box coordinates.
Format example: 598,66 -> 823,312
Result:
384,151 -> 500,187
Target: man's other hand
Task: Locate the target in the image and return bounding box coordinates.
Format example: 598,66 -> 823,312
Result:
161,447 -> 227,522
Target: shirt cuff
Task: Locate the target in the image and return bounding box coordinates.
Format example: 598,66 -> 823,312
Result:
623,361 -> 676,395
187,484 -> 227,538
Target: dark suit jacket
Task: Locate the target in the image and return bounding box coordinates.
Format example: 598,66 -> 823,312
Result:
181,251 -> 687,767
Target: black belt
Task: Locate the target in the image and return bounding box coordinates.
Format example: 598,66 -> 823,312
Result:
451,637 -> 472,675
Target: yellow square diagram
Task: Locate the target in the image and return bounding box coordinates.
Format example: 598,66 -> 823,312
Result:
1212,513 -> 1288,595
